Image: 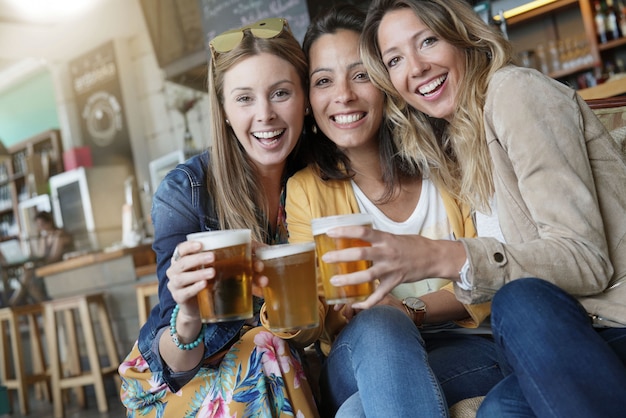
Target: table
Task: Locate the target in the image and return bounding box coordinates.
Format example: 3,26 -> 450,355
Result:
578,76 -> 626,100
35,243 -> 157,355
0,257 -> 46,307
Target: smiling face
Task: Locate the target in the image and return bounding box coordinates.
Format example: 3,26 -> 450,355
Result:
377,8 -> 465,122
222,52 -> 306,171
308,29 -> 384,153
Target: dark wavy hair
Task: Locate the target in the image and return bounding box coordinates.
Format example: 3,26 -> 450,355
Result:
302,4 -> 414,203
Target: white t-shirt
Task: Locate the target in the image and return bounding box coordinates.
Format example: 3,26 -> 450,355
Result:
458,196 -> 504,291
352,178 -> 453,300
475,196 -> 505,243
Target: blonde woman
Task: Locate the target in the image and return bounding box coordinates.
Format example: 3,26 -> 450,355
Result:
118,18 -> 318,417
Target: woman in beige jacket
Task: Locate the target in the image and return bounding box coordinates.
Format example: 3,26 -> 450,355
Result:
314,0 -> 626,417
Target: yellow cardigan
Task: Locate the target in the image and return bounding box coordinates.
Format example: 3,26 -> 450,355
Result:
261,166 -> 490,356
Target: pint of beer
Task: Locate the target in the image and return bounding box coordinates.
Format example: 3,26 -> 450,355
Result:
186,229 -> 253,322
256,242 -> 318,332
311,214 -> 375,304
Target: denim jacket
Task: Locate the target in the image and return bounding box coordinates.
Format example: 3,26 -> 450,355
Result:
137,152 -> 245,391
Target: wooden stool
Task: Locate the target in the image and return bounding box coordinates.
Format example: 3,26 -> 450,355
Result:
0,303 -> 50,415
43,293 -> 120,418
135,281 -> 159,325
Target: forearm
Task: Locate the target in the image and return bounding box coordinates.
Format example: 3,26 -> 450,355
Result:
158,312 -> 204,372
426,239 -> 467,282
419,289 -> 469,324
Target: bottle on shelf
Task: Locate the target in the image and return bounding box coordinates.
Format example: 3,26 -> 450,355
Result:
618,0 -> 626,36
548,40 -> 562,73
535,44 -> 550,74
606,0 -> 622,41
595,0 -> 609,44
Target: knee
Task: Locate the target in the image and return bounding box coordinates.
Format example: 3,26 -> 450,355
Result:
340,305 -> 421,344
493,278 -> 542,308
349,305 -> 418,340
492,278 -> 558,320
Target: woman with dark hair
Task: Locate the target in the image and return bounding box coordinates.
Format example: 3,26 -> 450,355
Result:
285,5 -> 502,416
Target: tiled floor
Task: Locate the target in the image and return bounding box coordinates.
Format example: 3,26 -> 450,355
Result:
1,387 -> 127,418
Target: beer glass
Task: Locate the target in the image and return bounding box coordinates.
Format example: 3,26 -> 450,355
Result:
256,242 -> 318,332
186,229 -> 253,322
311,214 -> 375,304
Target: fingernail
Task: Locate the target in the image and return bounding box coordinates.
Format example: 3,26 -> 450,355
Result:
330,277 -> 340,286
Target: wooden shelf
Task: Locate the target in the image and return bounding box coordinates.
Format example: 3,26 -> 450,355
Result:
599,37 -> 626,52
0,129 -> 64,239
549,61 -> 599,79
497,0 -> 626,93
496,0 -> 580,26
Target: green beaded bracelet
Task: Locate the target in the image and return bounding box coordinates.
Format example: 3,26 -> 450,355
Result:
169,304 -> 205,350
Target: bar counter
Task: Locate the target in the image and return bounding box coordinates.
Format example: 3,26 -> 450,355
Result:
578,76 -> 626,100
36,242 -> 156,278
36,242 -> 158,357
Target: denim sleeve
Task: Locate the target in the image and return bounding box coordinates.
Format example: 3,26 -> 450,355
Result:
151,327 -> 203,392
136,155 -> 243,390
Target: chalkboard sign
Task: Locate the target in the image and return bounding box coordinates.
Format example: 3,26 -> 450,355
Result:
199,0 -> 311,46
306,0 -> 369,22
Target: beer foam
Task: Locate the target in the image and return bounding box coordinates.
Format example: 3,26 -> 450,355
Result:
311,213 -> 373,235
187,229 -> 251,250
256,242 -> 315,260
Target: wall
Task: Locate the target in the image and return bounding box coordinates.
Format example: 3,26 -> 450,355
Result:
0,70 -> 59,146
0,0 -> 213,230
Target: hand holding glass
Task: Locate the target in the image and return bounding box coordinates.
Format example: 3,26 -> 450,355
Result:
186,229 -> 253,322
256,242 -> 318,332
311,214 -> 375,304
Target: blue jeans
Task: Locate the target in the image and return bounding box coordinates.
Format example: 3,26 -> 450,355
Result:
478,278 -> 626,418
320,305 -> 502,417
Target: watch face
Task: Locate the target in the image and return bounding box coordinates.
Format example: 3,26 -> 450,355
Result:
404,297 -> 426,311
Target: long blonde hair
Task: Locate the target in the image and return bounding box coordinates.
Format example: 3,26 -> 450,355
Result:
207,27 -> 308,242
361,0 -> 513,211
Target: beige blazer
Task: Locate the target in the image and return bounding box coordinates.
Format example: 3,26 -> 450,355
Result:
456,66 -> 626,327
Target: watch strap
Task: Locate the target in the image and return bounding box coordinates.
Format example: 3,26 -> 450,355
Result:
403,300 -> 426,328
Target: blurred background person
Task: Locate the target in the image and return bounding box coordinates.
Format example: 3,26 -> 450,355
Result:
33,210 -> 74,263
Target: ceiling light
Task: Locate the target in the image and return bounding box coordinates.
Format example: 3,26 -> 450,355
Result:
4,0 -> 103,23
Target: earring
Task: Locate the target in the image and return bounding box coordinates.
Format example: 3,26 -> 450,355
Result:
225,119 -> 230,126
312,124 -> 317,134
305,106 -> 310,115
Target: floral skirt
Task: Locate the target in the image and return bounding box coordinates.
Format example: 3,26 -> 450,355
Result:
119,326 -> 319,418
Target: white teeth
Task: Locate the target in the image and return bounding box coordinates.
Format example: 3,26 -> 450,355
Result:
333,113 -> 364,124
252,129 -> 284,139
418,75 -> 447,96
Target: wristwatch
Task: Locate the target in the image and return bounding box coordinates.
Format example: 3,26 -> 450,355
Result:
402,297 -> 427,328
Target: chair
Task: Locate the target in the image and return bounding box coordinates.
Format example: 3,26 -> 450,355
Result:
135,280 -> 159,325
586,95 -> 626,155
0,303 -> 50,415
42,292 -> 120,418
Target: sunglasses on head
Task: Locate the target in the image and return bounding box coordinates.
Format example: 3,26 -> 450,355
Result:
209,17 -> 290,59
